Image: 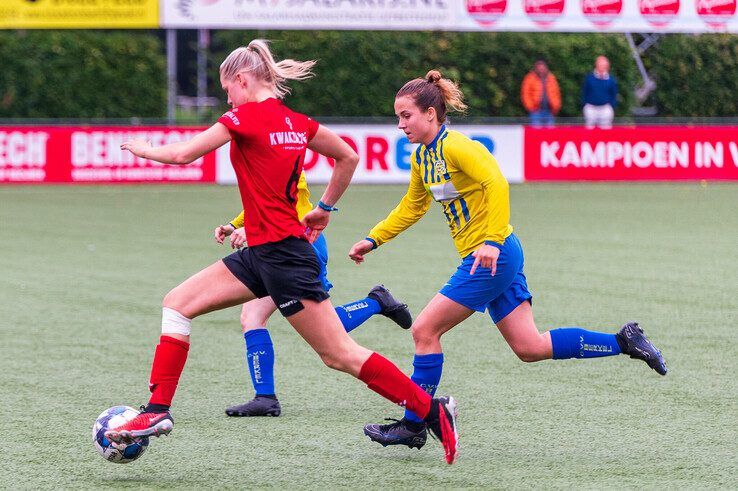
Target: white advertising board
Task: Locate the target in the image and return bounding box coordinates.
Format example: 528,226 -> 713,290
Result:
162,1 -> 738,33
216,124 -> 525,185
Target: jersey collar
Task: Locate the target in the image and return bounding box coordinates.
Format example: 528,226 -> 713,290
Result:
425,125 -> 447,150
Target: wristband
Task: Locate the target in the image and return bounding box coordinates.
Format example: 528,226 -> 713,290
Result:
365,237 -> 378,250
318,200 -> 339,212
484,240 -> 503,249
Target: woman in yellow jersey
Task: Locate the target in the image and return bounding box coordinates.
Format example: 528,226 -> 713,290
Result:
349,70 -> 667,449
214,171 -> 412,418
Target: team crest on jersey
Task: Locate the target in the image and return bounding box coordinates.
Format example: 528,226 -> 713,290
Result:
285,117 -> 293,130
434,159 -> 448,177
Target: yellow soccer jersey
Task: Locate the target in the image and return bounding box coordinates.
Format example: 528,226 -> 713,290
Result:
229,172 -> 313,227
367,127 -> 513,258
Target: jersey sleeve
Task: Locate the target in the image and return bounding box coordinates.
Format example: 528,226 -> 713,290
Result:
229,210 -> 245,229
218,109 -> 247,136
306,117 -> 320,141
447,140 -> 510,245
366,155 -> 431,248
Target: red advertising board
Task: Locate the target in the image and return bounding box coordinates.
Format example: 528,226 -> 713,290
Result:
581,0 -> 624,27
0,126 -> 216,184
639,0 -> 680,27
466,0 -> 508,25
525,126 -> 738,180
525,0 -> 566,26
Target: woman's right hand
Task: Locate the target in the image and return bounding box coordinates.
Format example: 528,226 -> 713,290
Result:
349,239 -> 374,264
214,224 -> 235,244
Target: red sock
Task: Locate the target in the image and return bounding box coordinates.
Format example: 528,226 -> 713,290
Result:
148,335 -> 190,408
358,352 -> 431,420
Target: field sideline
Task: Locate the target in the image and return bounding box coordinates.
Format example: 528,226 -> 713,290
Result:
0,183 -> 736,489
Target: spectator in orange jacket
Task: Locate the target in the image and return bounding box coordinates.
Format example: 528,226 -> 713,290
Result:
521,60 -> 561,128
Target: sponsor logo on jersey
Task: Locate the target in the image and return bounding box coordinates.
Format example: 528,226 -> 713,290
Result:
285,116 -> 293,131
224,110 -> 240,126
581,0 -> 623,26
524,0 -> 566,26
639,0 -> 680,26
269,131 -> 308,146
466,0 -> 508,25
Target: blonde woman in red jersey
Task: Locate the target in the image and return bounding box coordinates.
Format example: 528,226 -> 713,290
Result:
106,40 -> 459,464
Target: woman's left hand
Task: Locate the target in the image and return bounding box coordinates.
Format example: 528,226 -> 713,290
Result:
120,139 -> 152,159
470,243 -> 500,276
229,227 -> 247,249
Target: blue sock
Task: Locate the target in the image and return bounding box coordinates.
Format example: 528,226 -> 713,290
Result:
244,328 -> 276,397
404,353 -> 444,423
549,327 -> 622,359
335,297 -> 381,333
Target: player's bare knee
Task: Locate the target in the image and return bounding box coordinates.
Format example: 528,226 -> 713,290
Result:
319,352 -> 349,372
411,324 -> 438,348
240,311 -> 265,332
512,344 -> 547,363
162,288 -> 182,311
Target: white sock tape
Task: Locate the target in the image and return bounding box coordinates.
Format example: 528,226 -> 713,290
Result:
161,307 -> 192,336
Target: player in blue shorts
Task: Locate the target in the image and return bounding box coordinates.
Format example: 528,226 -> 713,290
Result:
349,70 -> 667,449
215,173 -> 412,417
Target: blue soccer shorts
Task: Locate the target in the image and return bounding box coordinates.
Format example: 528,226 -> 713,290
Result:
439,233 -> 532,324
311,233 -> 333,292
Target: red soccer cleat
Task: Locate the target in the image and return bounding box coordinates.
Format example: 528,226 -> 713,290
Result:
105,407 -> 174,444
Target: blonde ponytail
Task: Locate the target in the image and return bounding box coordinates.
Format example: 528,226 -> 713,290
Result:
219,39 -> 316,99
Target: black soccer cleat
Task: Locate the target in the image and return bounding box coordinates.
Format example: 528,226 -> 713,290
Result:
616,322 -> 668,376
424,396 -> 459,465
225,396 -> 282,417
363,418 -> 428,449
367,284 -> 413,329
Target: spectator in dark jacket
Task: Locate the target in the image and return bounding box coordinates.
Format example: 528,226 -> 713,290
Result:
581,56 -> 618,129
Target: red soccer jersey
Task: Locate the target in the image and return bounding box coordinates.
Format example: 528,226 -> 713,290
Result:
218,98 -> 319,247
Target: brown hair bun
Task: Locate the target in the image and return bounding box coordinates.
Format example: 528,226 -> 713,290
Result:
425,70 -> 442,83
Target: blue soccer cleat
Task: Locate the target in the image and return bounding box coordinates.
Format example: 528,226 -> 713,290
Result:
616,322 -> 668,375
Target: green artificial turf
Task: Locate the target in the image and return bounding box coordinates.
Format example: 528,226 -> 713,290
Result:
0,183 -> 736,489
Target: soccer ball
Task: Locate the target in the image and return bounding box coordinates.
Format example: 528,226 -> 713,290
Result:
92,406 -> 149,463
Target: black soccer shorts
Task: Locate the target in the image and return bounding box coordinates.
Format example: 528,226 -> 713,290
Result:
222,236 -> 330,317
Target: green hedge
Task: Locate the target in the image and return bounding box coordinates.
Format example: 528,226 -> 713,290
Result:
645,34 -> 738,117
211,31 -> 638,118
0,30 -> 166,119
0,30 -> 736,119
